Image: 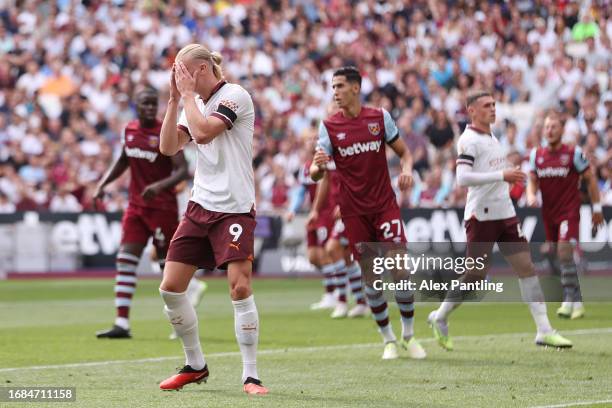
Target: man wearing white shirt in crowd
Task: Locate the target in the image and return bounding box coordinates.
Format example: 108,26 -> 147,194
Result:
49,185 -> 82,212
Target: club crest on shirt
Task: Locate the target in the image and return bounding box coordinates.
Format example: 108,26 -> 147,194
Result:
537,157 -> 544,164
148,135 -> 159,148
368,122 -> 381,136
127,134 -> 134,142
560,154 -> 569,165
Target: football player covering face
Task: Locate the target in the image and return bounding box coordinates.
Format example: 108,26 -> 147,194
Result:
159,43 -> 267,395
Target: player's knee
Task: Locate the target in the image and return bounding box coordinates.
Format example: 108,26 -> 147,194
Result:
518,264 -> 535,278
159,280 -> 182,294
307,251 -> 320,267
231,282 -> 252,300
557,244 -> 573,263
159,287 -> 182,309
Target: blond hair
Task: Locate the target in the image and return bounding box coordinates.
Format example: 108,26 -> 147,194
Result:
465,90 -> 492,107
176,43 -> 224,80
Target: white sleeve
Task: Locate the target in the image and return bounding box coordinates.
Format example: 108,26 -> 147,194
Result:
317,122 -> 333,155
528,148 -> 537,173
382,108 -> 399,143
211,87 -> 251,130
177,109 -> 191,137
456,135 -> 477,166
456,164 -> 504,187
573,146 -> 589,173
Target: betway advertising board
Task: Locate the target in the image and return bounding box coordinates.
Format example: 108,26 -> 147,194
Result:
259,206 -> 612,276
1,207 -> 610,274
0,212 -> 281,271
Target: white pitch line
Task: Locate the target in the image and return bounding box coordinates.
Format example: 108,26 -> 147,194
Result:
1,327 -> 611,373
529,399 -> 612,408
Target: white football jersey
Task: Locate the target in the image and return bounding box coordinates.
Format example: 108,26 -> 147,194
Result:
456,126 -> 515,221
178,82 -> 255,213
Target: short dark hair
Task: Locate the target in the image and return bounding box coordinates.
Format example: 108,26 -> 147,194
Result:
136,86 -> 158,99
333,66 -> 362,86
466,90 -> 492,107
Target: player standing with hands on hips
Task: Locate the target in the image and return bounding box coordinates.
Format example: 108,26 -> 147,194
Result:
157,44 -> 267,395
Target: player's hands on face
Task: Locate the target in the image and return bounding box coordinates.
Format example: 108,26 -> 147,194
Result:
313,149 -> 329,169
174,62 -> 196,98
503,167 -> 526,184
398,172 -> 413,191
169,65 -> 180,101
141,183 -> 162,201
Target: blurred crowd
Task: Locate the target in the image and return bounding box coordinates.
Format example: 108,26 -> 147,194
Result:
0,0 -> 610,215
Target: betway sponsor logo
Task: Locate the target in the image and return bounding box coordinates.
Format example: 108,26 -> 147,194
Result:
536,167 -> 570,178
125,147 -> 158,163
51,214 -> 122,255
338,140 -> 382,157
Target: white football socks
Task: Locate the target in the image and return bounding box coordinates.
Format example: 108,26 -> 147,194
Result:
114,317 -> 129,330
232,295 -> 259,382
379,324 -> 397,344
160,288 -> 206,370
435,300 -> 460,321
519,276 -> 553,335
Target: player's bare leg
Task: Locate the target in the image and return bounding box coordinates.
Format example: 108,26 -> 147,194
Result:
505,251 -> 572,348
155,246 -> 207,340
309,247 -> 337,310
96,243 -> 145,339
227,259 -> 268,395
555,241 -> 584,319
159,261 -> 209,390
153,243 -> 207,313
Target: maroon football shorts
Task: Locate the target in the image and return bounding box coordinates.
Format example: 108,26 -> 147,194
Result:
306,211 -> 335,248
166,201 -> 256,270
464,216 -> 529,260
330,219 -> 350,247
121,204 -> 178,253
342,206 -> 407,260
543,215 -> 579,243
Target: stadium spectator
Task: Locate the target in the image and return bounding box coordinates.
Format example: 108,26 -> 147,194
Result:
0,191 -> 15,213
0,0 -> 608,214
49,185 -> 82,212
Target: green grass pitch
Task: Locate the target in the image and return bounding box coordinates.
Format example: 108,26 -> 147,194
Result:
0,278 -> 611,408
